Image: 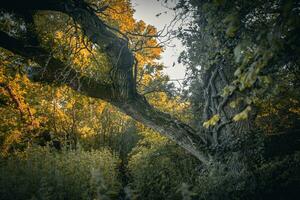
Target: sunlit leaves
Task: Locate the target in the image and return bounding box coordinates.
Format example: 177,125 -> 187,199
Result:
0,0 -> 170,155
203,114 -> 220,128
233,106 -> 252,122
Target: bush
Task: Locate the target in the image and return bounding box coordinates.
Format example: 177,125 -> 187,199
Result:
128,132 -> 300,200
0,147 -> 121,200
128,132 -> 201,200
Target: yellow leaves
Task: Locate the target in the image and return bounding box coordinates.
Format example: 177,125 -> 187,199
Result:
135,52 -> 146,66
65,100 -> 75,109
203,114 -> 220,128
137,131 -> 168,146
0,67 -> 6,83
97,102 -> 106,114
288,107 -> 300,115
2,129 -> 22,156
28,119 -> 41,130
146,25 -> 157,35
30,107 -> 37,115
79,126 -> 94,138
222,85 -> 236,97
202,106 -> 252,128
55,31 -> 64,39
233,106 -> 251,122
5,130 -> 22,143
101,0 -> 135,32
146,92 -> 190,122
55,89 -> 63,98
54,30 -> 93,67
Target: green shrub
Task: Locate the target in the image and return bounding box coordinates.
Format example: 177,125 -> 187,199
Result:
128,131 -> 300,200
0,147 -> 121,200
128,132 -> 201,200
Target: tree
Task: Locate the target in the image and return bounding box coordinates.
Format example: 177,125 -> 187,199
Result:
0,0 -> 209,163
176,0 -> 300,158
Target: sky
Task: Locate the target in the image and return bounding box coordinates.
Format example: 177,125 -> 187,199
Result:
131,0 -> 186,82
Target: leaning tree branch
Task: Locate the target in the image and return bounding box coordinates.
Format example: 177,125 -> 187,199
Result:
0,0 -> 210,164
0,31 -> 114,101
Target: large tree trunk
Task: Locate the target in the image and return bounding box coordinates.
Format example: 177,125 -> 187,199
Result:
0,0 -> 210,164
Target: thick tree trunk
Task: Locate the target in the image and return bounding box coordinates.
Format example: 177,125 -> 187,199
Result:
0,1 -> 210,164
202,63 -> 254,147
115,95 -> 209,163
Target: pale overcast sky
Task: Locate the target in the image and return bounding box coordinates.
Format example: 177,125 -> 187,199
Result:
131,0 -> 186,81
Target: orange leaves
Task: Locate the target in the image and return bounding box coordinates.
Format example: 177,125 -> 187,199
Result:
148,92 -> 190,121
97,102 -> 107,114
0,65 -> 39,128
100,0 -> 163,66
102,0 -> 135,32
1,129 -> 22,156
53,29 -> 93,67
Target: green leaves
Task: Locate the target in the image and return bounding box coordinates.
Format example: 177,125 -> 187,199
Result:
226,25 -> 239,38
0,147 -> 121,200
222,85 -> 236,97
224,12 -> 240,38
